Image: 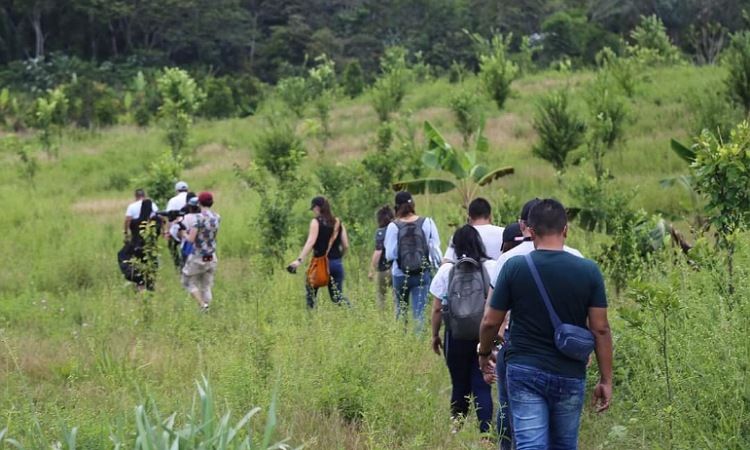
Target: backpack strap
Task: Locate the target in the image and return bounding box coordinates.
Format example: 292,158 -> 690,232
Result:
324,219 -> 340,256
524,253 -> 562,329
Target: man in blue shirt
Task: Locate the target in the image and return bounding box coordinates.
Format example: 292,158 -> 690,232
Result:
478,198 -> 613,449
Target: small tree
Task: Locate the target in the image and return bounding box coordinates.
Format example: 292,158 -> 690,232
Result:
532,88 -> 586,173
156,68 -> 204,156
473,33 -> 518,110
691,123 -> 750,299
3,134 -> 38,186
449,90 -> 481,148
277,76 -> 309,119
308,54 -> 337,145
342,60 -> 365,98
596,47 -> 640,98
137,150 -> 184,208
370,47 -> 409,122
394,120 -> 514,208
582,73 -> 627,179
629,14 -> 681,65
725,30 -> 750,116
31,86 -> 68,159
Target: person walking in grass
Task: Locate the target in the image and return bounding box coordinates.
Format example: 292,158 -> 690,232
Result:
182,192 -> 220,312
484,198 -> 585,449
384,191 -> 440,329
429,225 -> 495,440
287,196 -> 350,308
124,188 -> 159,244
368,205 -> 394,310
478,199 -> 613,450
443,197 -> 505,263
164,181 -> 190,268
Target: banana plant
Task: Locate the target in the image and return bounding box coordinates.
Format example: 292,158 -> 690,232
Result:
392,120 -> 514,207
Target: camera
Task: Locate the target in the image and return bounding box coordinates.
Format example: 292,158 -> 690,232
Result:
156,210 -> 186,222
286,264 -> 297,274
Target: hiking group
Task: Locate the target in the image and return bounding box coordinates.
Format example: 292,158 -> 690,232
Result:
120,182 -> 220,313
118,185 -> 612,449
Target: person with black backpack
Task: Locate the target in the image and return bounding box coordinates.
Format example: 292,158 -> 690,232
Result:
429,225 -> 495,440
368,205 -> 394,310
384,191 -> 441,329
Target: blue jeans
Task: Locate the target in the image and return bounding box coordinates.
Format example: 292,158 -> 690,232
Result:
444,331 -> 493,433
306,258 -> 349,308
506,364 -> 586,450
392,272 -> 431,329
495,332 -> 512,450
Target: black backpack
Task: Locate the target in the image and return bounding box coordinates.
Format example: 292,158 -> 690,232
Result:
445,257 -> 490,340
395,217 -> 429,273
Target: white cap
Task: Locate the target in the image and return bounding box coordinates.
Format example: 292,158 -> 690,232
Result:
175,181 -> 188,192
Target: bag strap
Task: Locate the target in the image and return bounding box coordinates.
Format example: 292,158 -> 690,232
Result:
324,219 -> 340,256
524,253 -> 562,329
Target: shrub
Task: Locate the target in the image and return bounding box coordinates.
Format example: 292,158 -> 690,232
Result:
254,116 -> 307,184
532,89 -> 586,172
276,76 -> 309,119
725,30 -> 750,116
342,60 -> 365,98
137,149 -> 184,208
30,86 -> 68,158
200,76 -> 236,119
477,34 -> 518,110
449,90 -> 481,148
156,68 -> 204,156
448,60 -> 468,84
64,78 -> 120,128
596,47 -> 639,98
228,74 -> 264,117
629,15 -> 682,65
370,47 -> 409,123
582,73 -> 627,179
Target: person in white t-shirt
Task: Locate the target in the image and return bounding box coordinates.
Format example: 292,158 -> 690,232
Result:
165,181 -> 190,267
486,198 -> 583,450
443,198 -> 505,262
166,181 -> 189,212
124,189 -> 159,243
429,225 -> 496,439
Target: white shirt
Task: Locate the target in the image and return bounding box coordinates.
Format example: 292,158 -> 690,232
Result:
489,240 -> 583,288
166,192 -> 188,212
430,259 -> 497,299
443,224 -> 505,261
125,200 -> 159,218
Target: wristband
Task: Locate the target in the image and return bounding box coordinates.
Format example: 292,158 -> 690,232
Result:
476,343 -> 492,357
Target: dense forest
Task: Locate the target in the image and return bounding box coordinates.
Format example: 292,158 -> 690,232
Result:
0,0 -> 747,83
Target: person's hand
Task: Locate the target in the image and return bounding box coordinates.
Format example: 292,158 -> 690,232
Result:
288,259 -> 302,270
481,351 -> 497,384
592,381 -> 612,413
431,335 -> 443,355
368,270 -> 375,281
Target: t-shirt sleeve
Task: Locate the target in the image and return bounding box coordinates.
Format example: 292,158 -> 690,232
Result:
489,257 -> 516,311
489,254 -> 508,289
425,217 -> 440,248
384,223 -> 398,261
125,203 -> 136,217
429,264 -> 453,299
374,229 -> 385,251
588,262 -> 608,308
443,236 -> 455,261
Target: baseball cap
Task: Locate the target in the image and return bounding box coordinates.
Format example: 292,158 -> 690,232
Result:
520,198 -> 541,221
187,197 -> 199,207
394,191 -> 413,206
310,196 -> 326,210
198,191 -> 213,205
175,181 -> 188,192
502,222 -> 523,244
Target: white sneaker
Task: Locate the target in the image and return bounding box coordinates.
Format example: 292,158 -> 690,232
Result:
200,304 -> 210,313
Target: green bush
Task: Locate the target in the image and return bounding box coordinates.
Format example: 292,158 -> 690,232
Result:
157,68 -> 204,155
477,34 -> 518,110
64,78 -> 120,128
532,89 -> 586,172
449,90 -> 481,148
342,60 -> 365,98
200,76 -> 236,119
254,116 -> 307,184
229,74 -> 264,117
629,14 -> 682,65
276,76 -> 309,119
725,30 -> 750,115
448,60 -> 468,84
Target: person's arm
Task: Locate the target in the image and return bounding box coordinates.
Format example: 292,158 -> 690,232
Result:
186,221 -> 199,243
369,250 -> 382,281
430,296 -> 443,355
289,219 -> 319,269
442,236 -> 455,264
427,217 -> 440,248
339,223 -> 349,256
589,306 -> 613,412
124,216 -> 132,239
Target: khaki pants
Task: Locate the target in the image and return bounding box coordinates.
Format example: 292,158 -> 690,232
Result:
376,270 -> 393,310
181,254 -> 218,303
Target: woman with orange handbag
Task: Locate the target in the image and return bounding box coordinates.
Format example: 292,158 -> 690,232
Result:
287,196 -> 350,308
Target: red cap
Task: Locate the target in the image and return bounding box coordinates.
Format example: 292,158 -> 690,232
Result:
198,191 -> 213,205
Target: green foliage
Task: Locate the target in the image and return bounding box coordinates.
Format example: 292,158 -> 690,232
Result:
64,78 -> 121,128
568,173 -> 636,234
724,30 -> 750,115
531,88 -> 586,172
156,68 -> 204,156
447,60 -> 468,84
449,90 -> 481,148
201,76 -> 236,119
254,117 -> 307,184
30,86 -> 68,158
370,48 -> 409,123
511,36 -> 536,76
596,47 -> 640,98
629,15 -> 682,65
128,71 -> 157,128
308,55 -> 337,145
3,134 -> 38,186
137,150 -> 184,208
582,73 -> 628,179
687,86 -> 741,141
276,77 -> 309,119
395,120 -> 514,207
475,33 -> 518,110
342,60 -> 365,98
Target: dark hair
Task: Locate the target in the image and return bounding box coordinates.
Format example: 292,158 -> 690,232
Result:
138,199 -> 154,221
376,205 -> 394,228
135,188 -> 145,198
317,197 -> 335,227
452,225 -> 489,261
527,198 -> 567,236
184,192 -> 199,213
395,202 -> 415,218
468,198 -> 492,220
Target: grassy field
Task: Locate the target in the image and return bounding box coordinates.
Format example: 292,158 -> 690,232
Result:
0,63 -> 748,449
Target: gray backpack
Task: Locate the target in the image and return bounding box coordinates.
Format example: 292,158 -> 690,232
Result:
445,257 -> 490,340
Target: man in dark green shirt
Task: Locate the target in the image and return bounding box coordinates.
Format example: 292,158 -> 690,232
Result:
478,198 -> 613,450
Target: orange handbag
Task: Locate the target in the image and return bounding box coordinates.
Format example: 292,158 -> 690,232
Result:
306,219 -> 340,288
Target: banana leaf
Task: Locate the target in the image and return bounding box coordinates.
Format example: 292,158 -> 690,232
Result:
392,178 -> 457,194
670,139 -> 696,164
477,166 -> 514,186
